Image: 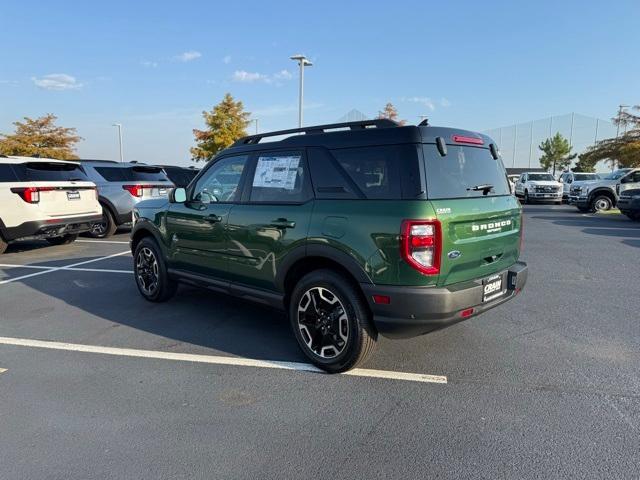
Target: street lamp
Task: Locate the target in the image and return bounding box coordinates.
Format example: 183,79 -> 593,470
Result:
112,123 -> 123,163
290,54 -> 312,128
613,105 -> 630,171
249,118 -> 259,135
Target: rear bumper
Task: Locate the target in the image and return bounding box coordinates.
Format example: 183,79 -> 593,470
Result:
1,214 -> 103,242
362,262 -> 528,339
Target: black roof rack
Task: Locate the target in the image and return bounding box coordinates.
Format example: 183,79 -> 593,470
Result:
232,119 -> 399,146
79,159 -> 119,163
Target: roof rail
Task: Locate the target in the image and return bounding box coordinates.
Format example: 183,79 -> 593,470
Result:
232,119 -> 399,146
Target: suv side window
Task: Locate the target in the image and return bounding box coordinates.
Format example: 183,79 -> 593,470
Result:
248,151 -> 311,203
192,155 -> 248,203
307,147 -> 359,200
331,146 -> 403,199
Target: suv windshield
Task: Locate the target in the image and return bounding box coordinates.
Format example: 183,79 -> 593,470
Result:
528,173 -> 555,181
422,145 -> 510,199
13,162 -> 89,182
604,169 -> 631,180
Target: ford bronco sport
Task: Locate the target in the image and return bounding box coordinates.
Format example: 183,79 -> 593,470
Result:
130,120 -> 528,372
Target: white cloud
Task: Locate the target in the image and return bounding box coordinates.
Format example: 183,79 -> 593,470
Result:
440,97 -> 451,107
175,50 -> 202,62
141,60 -> 158,68
32,73 -> 83,91
223,55 -> 232,64
404,96 -> 436,111
273,69 -> 293,80
231,69 -> 294,85
232,70 -> 269,83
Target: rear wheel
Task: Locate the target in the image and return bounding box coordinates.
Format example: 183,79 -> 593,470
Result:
591,195 -> 613,212
133,237 -> 177,302
46,234 -> 78,246
88,207 -> 117,238
289,269 -> 377,373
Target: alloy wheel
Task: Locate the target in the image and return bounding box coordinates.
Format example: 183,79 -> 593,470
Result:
594,198 -> 611,212
297,287 -> 349,359
136,247 -> 159,296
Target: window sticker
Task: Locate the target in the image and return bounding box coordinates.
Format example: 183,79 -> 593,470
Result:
253,155 -> 301,190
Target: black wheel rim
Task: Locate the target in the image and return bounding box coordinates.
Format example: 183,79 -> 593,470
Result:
136,247 -> 159,296
91,214 -> 108,235
297,287 -> 349,359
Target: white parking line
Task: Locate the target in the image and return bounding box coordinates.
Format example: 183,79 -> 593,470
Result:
0,368 -> 6,374
0,264 -> 132,274
77,240 -> 130,245
0,336 -> 447,384
0,251 -> 131,285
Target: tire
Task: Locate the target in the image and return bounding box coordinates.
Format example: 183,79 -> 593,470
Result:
289,269 -> 377,373
590,195 -> 613,213
46,234 -> 78,245
88,206 -> 118,238
133,237 -> 177,302
523,190 -> 530,204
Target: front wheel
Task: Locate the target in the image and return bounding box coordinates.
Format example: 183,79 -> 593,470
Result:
289,269 -> 377,373
133,237 -> 177,302
591,195 -> 613,212
46,234 -> 78,245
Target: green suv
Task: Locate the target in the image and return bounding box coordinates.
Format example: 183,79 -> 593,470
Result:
130,120 -> 528,372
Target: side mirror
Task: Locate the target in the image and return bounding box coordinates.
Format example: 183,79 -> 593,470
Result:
170,187 -> 187,203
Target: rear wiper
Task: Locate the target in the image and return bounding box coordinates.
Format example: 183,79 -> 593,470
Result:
467,184 -> 494,195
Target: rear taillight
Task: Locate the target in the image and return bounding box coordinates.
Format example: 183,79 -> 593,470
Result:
11,186 -> 54,204
400,219 -> 441,275
519,211 -> 524,253
123,184 -> 143,197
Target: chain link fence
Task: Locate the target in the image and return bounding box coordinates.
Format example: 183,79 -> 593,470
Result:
483,113 -> 615,170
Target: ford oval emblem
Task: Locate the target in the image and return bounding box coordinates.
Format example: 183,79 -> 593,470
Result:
447,250 -> 462,259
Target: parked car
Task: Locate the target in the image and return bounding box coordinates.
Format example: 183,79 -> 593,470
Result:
80,160 -> 173,238
0,155 -> 102,254
507,174 -> 520,194
558,171 -> 600,201
568,168 -> 640,212
513,172 -> 563,203
616,188 -> 640,221
130,120 -> 528,373
156,165 -> 199,188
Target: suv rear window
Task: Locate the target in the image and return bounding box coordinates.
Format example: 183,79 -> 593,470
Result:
94,166 -> 170,182
422,145 -> 510,199
12,162 -> 89,182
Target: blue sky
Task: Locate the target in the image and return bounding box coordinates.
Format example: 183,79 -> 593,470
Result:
1,0 -> 638,165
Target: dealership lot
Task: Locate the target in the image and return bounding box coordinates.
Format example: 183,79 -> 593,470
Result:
0,205 -> 639,479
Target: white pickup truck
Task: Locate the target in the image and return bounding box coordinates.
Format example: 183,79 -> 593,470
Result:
514,172 -> 563,204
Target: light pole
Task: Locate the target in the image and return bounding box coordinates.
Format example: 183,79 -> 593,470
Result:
112,123 -> 123,163
290,54 -> 312,128
250,118 -> 259,135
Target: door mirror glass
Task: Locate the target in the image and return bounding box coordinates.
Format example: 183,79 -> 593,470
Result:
171,187 -> 187,203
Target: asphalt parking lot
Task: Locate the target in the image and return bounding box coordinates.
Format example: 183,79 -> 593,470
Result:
1,205 -> 639,479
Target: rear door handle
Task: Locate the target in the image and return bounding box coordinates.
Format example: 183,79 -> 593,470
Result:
269,218 -> 296,229
205,214 -> 222,223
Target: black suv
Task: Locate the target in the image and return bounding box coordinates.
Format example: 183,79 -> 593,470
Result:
131,120 -> 527,372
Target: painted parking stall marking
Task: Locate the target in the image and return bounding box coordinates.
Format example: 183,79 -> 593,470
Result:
0,336 -> 448,385
0,251 -> 131,285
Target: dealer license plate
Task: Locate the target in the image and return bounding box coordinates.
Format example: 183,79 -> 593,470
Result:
482,274 -> 504,302
67,191 -> 81,200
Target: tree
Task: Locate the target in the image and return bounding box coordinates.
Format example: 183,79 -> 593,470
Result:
0,114 -> 82,160
377,102 -> 406,125
538,133 -> 576,175
191,93 -> 251,161
572,157 -> 596,173
578,105 -> 640,170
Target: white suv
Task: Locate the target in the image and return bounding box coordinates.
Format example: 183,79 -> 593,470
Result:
0,156 -> 102,254
514,172 -> 563,204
